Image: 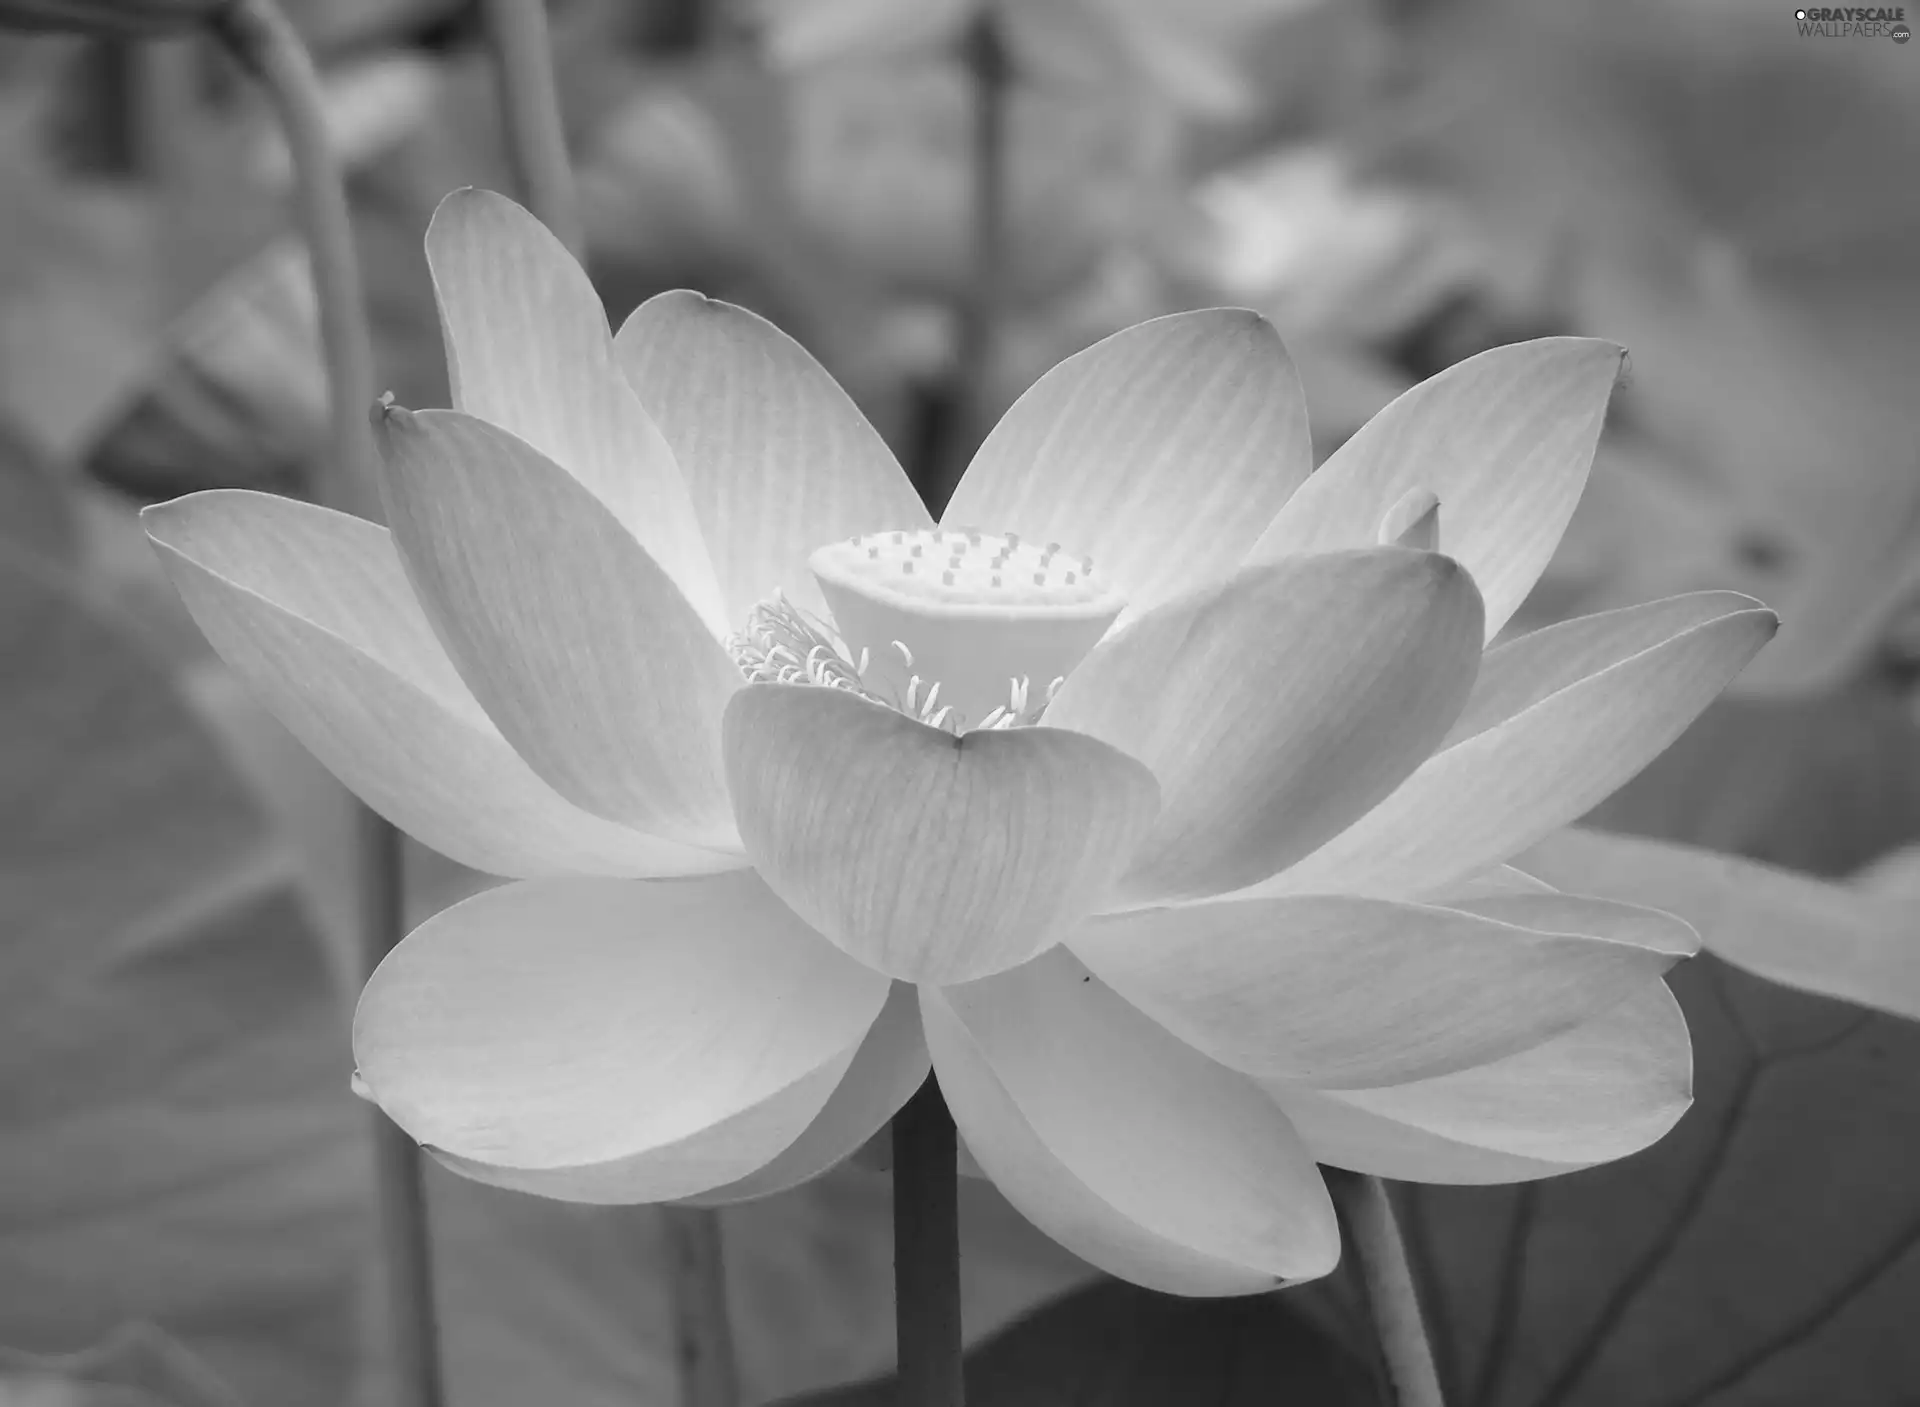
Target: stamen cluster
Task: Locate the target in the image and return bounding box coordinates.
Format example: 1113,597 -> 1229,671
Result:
727,592 -> 1063,734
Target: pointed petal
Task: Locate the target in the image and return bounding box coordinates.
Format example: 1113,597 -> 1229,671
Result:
1259,598 -> 1777,900
425,189 -> 725,629
377,407 -> 741,847
941,310 -> 1312,618
684,982 -> 929,1206
1047,548 -> 1483,903
1069,892 -> 1692,1087
1268,981 -> 1691,1183
722,685 -> 1158,984
613,291 -> 932,623
1443,592 -> 1767,748
1519,827 -> 1920,1024
143,491 -> 738,878
923,949 -> 1340,1295
1249,338 -> 1624,639
352,873 -> 891,1202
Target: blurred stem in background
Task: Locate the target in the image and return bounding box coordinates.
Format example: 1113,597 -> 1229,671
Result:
1327,1170 -> 1447,1407
479,0 -> 581,259
475,3 -> 740,1401
210,3 -> 444,1406
928,7 -> 1010,514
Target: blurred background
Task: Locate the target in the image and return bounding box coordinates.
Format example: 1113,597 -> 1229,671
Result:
3,0 -> 1919,1403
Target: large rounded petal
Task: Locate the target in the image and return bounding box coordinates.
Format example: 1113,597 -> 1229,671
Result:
352,873 -> 891,1203
941,309 -> 1312,618
722,684 -> 1159,984
924,949 -> 1339,1295
1047,548 -> 1483,903
683,981 -> 930,1206
1256,595 -> 1778,900
613,291 -> 932,623
1248,337 -> 1623,639
1069,892 -> 1693,1087
425,189 -> 725,630
377,406 -> 742,848
143,490 -> 738,878
1268,981 -> 1691,1183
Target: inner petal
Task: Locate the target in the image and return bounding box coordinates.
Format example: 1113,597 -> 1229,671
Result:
801,527 -> 1128,731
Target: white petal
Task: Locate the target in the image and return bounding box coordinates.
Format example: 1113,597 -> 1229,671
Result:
1071,892 -> 1691,1087
942,309 -> 1313,618
613,291 -> 932,623
1519,827 -> 1920,1024
722,685 -> 1158,984
1249,337 -> 1624,639
1268,981 -> 1691,1183
143,491 -> 738,878
377,407 -> 741,847
1257,598 -> 1777,899
684,982 -> 930,1206
425,189 -> 725,630
923,950 -> 1340,1296
1048,548 -> 1482,903
353,873 -> 891,1202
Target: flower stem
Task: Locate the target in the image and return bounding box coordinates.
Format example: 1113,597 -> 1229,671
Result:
479,0 -> 583,258
662,1208 -> 743,1407
1327,1171 -> 1447,1407
893,1076 -> 965,1406
212,6 -> 443,1407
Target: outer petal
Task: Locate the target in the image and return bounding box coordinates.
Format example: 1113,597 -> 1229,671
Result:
1048,548 -> 1483,904
1268,981 -> 1691,1183
377,407 -> 742,848
352,873 -> 891,1202
1068,892 -> 1693,1087
941,309 -> 1313,618
423,1046 -> 857,1204
1519,827 -> 1920,1024
142,491 -> 738,878
425,189 -> 725,631
1443,592 -> 1766,747
1248,337 -> 1623,639
722,685 -> 1159,984
922,949 -> 1340,1295
1257,596 -> 1778,900
683,981 -> 930,1206
613,291 -> 933,623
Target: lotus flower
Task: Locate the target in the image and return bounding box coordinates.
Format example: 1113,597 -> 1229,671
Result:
143,190 -> 1775,1295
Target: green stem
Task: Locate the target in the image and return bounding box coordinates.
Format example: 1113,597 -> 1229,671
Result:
213,6 -> 442,1407
662,1208 -> 743,1407
479,0 -> 583,257
1328,1171 -> 1447,1407
893,1077 -> 964,1406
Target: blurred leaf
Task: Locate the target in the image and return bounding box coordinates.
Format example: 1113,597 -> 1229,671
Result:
1408,955 -> 1920,1407
426,1163 -> 1090,1406
0,547 -> 368,1407
1522,827 -> 1920,1025
770,1277 -> 1369,1405
0,1324 -> 242,1407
